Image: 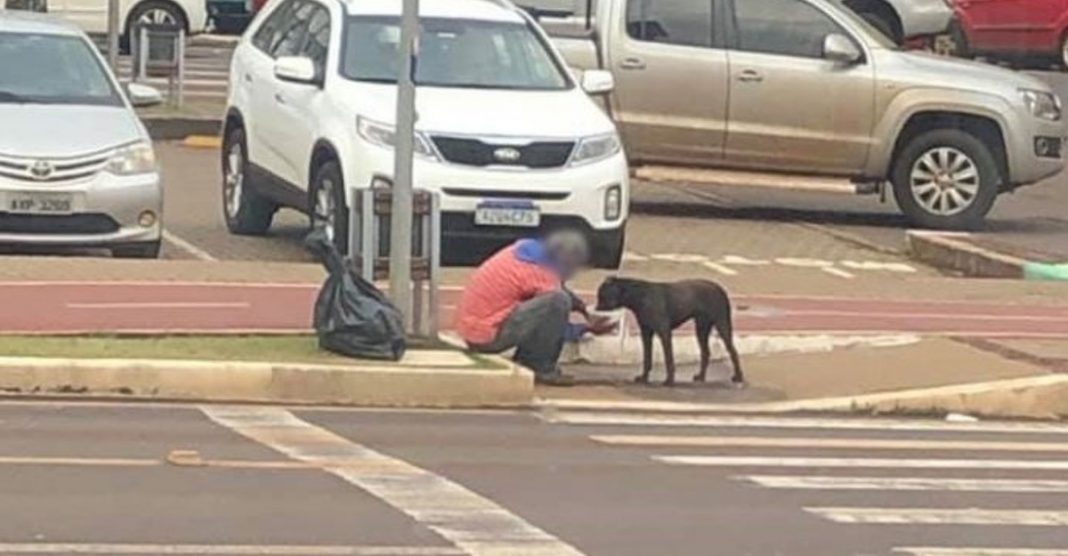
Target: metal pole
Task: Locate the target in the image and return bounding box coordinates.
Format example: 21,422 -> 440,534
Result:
389,0 -> 419,331
106,0 -> 120,71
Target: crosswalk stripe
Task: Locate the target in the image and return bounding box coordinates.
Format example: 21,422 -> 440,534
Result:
593,435 -> 1068,452
806,507 -> 1068,526
655,455 -> 1068,470
739,475 -> 1068,492
896,548 -> 1068,555
550,412 -> 1068,434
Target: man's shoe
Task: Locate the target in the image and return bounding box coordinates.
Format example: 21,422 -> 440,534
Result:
535,371 -> 575,387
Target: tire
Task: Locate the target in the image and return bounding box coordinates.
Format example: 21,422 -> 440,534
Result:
590,225 -> 626,269
1060,31 -> 1068,69
931,21 -> 969,58
122,0 -> 188,51
309,160 -> 350,254
222,126 -> 277,235
890,129 -> 1002,230
111,240 -> 161,259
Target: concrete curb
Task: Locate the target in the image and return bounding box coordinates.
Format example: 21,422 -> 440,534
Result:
0,356 -> 533,408
143,116 -> 222,141
540,373 -> 1068,419
907,230 -> 1068,281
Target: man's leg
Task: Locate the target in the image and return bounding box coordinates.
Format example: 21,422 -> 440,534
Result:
476,290 -> 570,376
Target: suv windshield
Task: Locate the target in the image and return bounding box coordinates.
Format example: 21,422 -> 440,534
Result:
341,16 -> 571,90
0,32 -> 122,106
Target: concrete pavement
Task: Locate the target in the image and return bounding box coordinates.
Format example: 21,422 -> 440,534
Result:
3,401 -> 1068,555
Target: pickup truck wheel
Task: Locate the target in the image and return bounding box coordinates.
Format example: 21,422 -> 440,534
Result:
891,129 -> 1000,230
1060,31 -> 1068,68
222,127 -> 277,235
309,160 -> 350,254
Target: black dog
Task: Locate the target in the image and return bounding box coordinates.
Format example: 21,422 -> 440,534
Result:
596,277 -> 744,386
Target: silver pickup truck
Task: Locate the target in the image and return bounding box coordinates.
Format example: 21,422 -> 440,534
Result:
537,0 -> 1064,229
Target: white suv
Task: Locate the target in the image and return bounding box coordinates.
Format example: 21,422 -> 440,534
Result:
221,0 -> 629,267
2,0 -> 209,41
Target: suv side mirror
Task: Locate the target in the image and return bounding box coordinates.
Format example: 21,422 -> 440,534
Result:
126,82 -> 163,107
274,56 -> 319,85
581,69 -> 615,95
823,34 -> 862,65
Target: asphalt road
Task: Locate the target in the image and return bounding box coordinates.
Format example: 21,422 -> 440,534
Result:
4,401 -> 1068,555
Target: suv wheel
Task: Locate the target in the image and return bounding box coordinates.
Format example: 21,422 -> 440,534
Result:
123,0 -> 187,51
309,160 -> 350,253
222,127 -> 276,235
891,129 -> 1001,230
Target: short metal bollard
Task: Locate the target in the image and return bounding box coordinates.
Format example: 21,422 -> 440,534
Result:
348,188 -> 441,339
131,22 -> 185,107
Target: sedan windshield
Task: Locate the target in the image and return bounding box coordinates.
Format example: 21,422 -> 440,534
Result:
0,32 -> 122,106
341,17 -> 571,90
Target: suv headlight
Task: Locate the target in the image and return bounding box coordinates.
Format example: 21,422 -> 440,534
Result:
356,116 -> 438,160
570,133 -> 621,166
107,142 -> 156,175
1020,89 -> 1062,121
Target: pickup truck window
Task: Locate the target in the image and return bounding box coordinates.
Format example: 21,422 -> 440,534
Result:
734,0 -> 844,59
626,0 -> 714,48
341,17 -> 571,91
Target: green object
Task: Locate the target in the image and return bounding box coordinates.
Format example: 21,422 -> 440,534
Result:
1023,262 -> 1068,281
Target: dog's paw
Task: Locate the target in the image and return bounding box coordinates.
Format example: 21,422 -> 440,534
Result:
633,375 -> 650,384
730,379 -> 748,390
692,373 -> 707,383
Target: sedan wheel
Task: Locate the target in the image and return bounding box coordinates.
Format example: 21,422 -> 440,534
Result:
138,7 -> 178,26
909,147 -> 980,217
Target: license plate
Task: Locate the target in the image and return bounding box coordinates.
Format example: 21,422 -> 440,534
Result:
7,193 -> 74,215
475,202 -> 540,227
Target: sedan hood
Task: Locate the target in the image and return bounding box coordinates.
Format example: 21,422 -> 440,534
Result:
0,104 -> 144,158
340,82 -> 616,138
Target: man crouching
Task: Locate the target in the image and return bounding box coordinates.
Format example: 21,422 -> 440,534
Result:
454,230 -> 615,385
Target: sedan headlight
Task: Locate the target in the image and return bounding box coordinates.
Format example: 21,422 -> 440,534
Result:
107,142 -> 156,175
1020,89 -> 1062,121
356,116 -> 438,160
570,133 -> 622,166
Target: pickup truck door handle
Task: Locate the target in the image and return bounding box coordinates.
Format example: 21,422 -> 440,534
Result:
619,57 -> 646,70
738,70 -> 764,83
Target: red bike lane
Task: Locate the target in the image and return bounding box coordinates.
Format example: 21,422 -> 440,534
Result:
2,281 -> 1067,338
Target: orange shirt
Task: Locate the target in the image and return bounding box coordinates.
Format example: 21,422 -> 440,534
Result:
454,243 -> 560,345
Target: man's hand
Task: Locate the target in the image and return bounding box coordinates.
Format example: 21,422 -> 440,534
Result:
586,314 -> 618,336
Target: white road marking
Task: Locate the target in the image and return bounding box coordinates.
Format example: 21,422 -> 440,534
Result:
203,406 -> 586,556
592,435 -> 1068,452
807,507 -> 1068,526
0,544 -> 462,555
720,255 -> 771,266
741,476 -> 1068,493
701,261 -> 739,276
656,455 -> 1068,471
621,251 -> 648,262
650,253 -> 710,263
66,302 -> 250,310
162,230 -> 218,261
840,260 -> 917,273
897,548 -> 1068,556
821,267 -> 855,279
0,456 -> 157,467
548,412 -> 1068,434
774,257 -> 834,268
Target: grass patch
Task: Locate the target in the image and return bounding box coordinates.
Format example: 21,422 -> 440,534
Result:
0,334 -> 482,366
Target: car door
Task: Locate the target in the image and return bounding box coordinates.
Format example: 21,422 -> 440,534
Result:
60,0 -> 118,34
957,0 -> 1043,53
267,1 -> 330,189
605,0 -> 729,165
723,0 -> 875,175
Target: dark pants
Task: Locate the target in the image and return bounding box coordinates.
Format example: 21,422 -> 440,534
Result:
470,291 -> 570,376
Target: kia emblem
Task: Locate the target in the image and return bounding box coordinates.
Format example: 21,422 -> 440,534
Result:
492,147 -> 521,163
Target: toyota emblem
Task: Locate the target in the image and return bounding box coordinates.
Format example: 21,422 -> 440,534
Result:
29,160 -> 54,181
492,147 -> 521,163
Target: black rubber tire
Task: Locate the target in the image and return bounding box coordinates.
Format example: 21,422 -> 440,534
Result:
222,126 -> 276,235
591,225 -> 626,269
122,0 -> 188,52
1060,30 -> 1068,69
948,20 -> 971,58
309,160 -> 350,254
111,240 -> 161,259
890,129 -> 1001,230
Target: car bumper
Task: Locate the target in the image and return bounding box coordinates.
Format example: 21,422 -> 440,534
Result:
186,0 -> 211,34
1007,117 -> 1067,186
899,0 -> 954,38
0,171 -> 162,246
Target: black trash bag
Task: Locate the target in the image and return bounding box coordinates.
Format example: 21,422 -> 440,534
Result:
306,229 -> 406,361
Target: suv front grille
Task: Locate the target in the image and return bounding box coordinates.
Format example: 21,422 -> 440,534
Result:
431,136 -> 575,169
0,150 -> 111,183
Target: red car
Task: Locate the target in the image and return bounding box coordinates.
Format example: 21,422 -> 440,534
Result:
948,0 -> 1068,66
